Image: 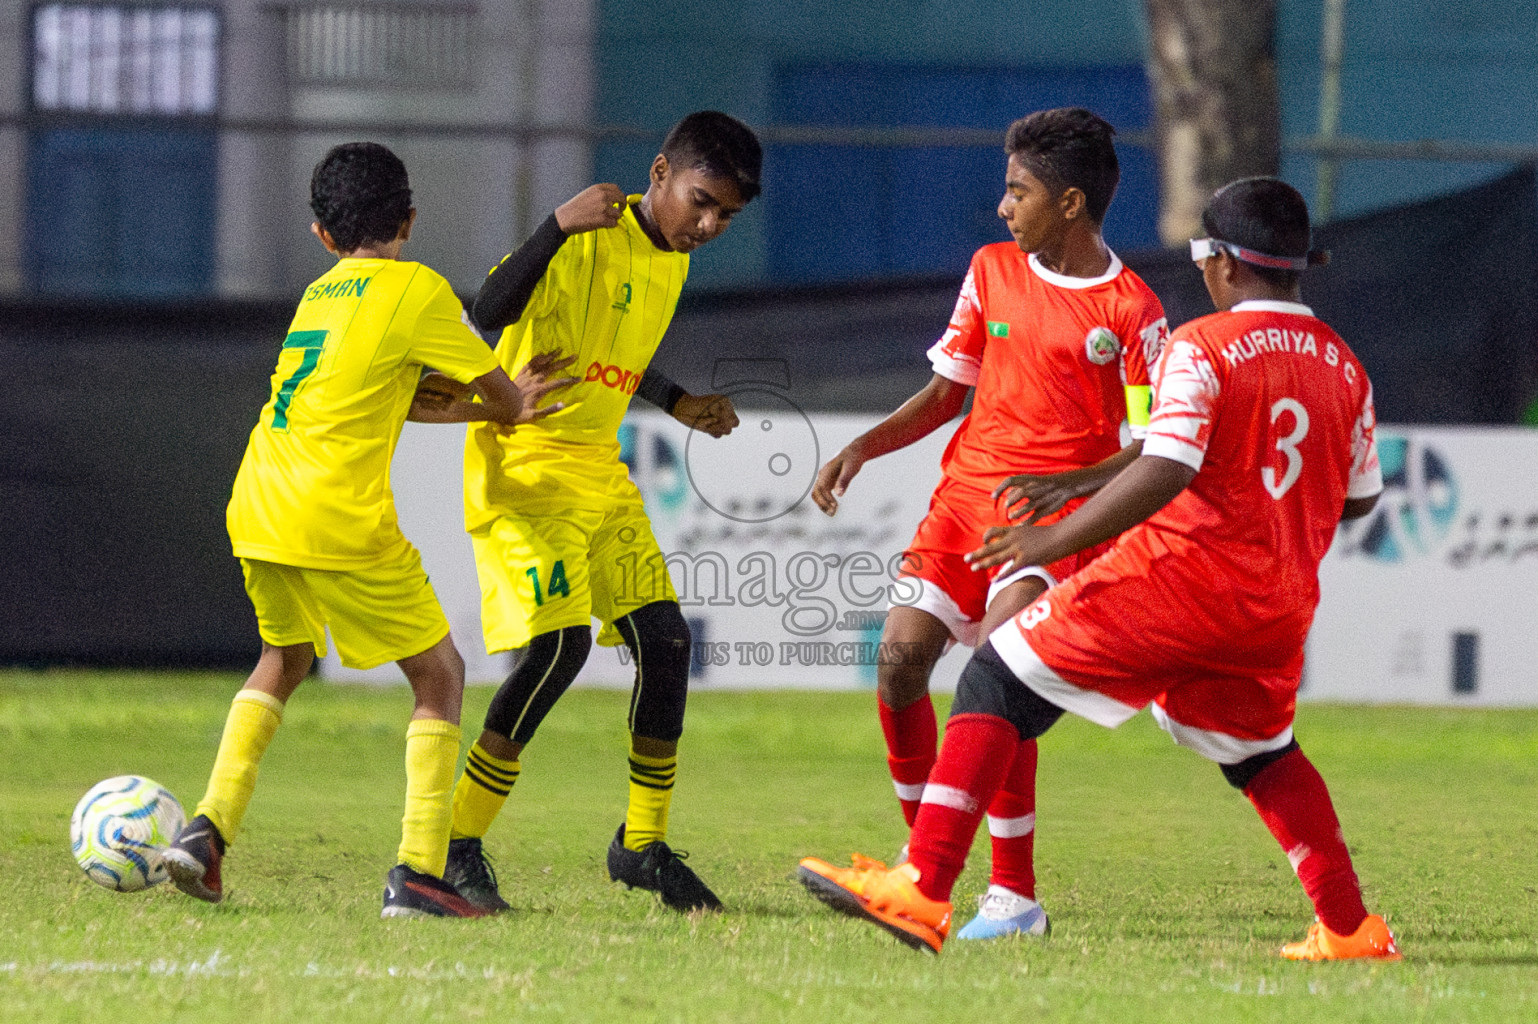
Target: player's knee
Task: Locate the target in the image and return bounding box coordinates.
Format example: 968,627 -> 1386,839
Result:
1219,739 -> 1301,791
617,601 -> 691,742
950,642 -> 1064,740
876,660 -> 930,709
483,625 -> 591,742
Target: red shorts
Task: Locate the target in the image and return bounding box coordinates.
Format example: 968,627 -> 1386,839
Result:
988,542 -> 1309,761
895,476 -> 1110,642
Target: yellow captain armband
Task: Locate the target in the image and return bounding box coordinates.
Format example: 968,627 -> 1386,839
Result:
1125,384 -> 1152,429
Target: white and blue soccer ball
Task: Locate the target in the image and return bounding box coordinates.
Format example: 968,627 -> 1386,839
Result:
70,775 -> 186,892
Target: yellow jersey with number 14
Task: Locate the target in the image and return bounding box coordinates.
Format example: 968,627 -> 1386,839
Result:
463,204 -> 689,527
228,258 -> 499,569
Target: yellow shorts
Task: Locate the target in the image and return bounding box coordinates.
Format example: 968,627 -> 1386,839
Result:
471,497 -> 677,653
240,548 -> 450,670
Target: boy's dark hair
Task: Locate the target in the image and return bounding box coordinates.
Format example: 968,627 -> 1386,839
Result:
1202,176 -> 1325,288
309,142 -> 413,253
661,111 -> 763,203
1004,107 -> 1120,224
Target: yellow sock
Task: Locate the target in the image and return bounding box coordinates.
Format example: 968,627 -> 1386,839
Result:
623,746 -> 676,851
397,718 -> 461,878
449,741 -> 521,840
195,689 -> 284,844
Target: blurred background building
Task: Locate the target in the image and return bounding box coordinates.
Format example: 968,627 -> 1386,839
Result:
3,0 -> 1538,670
3,0 -> 1537,297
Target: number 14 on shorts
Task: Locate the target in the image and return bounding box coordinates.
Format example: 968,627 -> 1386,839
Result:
526,560 -> 570,606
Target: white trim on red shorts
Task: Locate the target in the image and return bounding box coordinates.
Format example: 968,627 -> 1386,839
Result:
988,621 -> 1140,728
888,576 -> 978,647
986,562 -> 1057,606
1148,704 -> 1296,764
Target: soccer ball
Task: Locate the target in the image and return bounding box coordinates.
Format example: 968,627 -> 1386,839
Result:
70,775 -> 186,892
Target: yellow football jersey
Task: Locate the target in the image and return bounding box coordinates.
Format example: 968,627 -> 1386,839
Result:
464,205 -> 689,526
228,259 -> 499,569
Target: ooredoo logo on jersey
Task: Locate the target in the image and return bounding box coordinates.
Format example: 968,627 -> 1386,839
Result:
586,361 -> 643,394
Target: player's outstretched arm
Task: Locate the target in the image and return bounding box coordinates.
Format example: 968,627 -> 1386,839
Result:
812,374 -> 970,516
471,184 -> 630,332
632,369 -> 739,437
408,354 -> 578,426
967,454 -> 1195,571
994,440 -> 1145,523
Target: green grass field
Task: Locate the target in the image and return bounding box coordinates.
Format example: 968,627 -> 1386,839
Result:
2,670 -> 1536,1023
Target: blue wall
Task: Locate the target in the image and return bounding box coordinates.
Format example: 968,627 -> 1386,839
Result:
599,0 -> 1538,289
595,0 -> 1150,288
1276,0 -> 1537,220
766,63 -> 1155,283
26,126 -> 217,297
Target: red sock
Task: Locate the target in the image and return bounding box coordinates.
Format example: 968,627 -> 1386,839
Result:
984,737 -> 1038,899
907,713 -> 1017,903
1245,748 -> 1367,936
878,694 -> 937,827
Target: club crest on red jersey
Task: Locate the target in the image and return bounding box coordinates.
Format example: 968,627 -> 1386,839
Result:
1085,326 -> 1119,365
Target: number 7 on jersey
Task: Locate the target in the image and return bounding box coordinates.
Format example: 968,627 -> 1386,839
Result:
271,330 -> 328,431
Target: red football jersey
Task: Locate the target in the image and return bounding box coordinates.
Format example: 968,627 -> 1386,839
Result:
1136,301 -> 1380,614
1026,299 -> 1382,690
927,244 -> 1168,493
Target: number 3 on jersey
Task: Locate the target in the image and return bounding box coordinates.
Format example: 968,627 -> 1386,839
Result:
1263,397 -> 1310,499
271,330 -> 328,431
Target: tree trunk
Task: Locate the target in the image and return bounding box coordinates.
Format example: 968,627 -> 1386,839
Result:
1145,0 -> 1281,244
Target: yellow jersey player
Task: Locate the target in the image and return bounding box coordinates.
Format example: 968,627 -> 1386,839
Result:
441,111 -> 760,914
162,142 -> 575,919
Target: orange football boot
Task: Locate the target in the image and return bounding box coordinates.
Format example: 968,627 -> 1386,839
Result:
1280,913 -> 1403,961
797,854 -> 953,953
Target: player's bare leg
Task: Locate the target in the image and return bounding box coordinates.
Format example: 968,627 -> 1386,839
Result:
166,641 -> 312,903
382,634 -> 486,918
243,641 -> 316,702
396,633 -> 465,724
876,606 -> 953,829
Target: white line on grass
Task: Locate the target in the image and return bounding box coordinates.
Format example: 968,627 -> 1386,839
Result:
2,951 -> 505,982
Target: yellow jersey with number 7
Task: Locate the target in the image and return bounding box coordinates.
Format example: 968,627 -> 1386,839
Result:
228,259 -> 499,569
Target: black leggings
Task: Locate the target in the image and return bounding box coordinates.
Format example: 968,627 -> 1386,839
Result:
482,601 -> 692,745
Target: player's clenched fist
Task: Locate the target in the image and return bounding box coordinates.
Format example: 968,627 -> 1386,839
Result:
555,183 -> 630,234
673,392 -> 739,438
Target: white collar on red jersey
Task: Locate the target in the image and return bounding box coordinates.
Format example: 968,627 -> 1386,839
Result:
1231,299 -> 1315,317
1027,251 -> 1123,289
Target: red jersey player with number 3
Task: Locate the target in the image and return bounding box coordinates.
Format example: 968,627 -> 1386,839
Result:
799,177 -> 1401,962
811,107 -> 1167,940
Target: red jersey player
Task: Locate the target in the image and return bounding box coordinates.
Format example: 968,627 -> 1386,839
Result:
799,177 -> 1401,962
811,107 -> 1167,939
